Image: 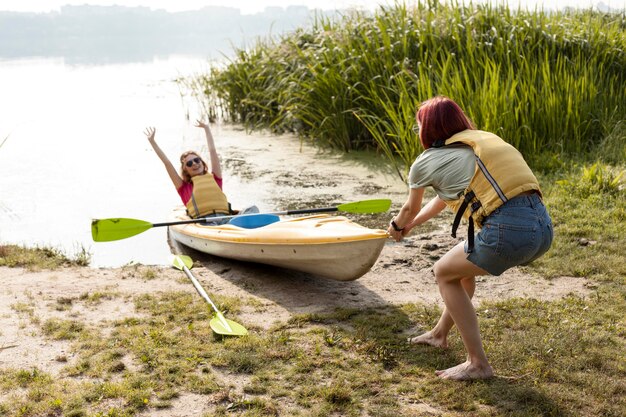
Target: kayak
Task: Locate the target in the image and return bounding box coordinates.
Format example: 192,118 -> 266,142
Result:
168,209 -> 389,281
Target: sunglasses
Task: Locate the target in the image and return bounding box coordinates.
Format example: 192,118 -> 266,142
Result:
185,157 -> 202,167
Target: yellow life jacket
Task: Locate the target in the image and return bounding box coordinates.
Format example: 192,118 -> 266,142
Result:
185,174 -> 231,218
435,130 -> 542,251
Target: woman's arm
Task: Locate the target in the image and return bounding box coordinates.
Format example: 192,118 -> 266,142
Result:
387,188 -> 447,241
143,127 -> 184,190
388,187 -> 424,241
404,195 -> 447,232
195,120 -> 222,179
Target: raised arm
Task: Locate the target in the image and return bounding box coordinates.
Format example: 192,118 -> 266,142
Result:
195,120 -> 222,179
143,127 -> 184,190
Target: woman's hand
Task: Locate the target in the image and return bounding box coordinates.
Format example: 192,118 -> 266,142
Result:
143,126 -> 156,142
194,119 -> 209,129
387,225 -> 404,241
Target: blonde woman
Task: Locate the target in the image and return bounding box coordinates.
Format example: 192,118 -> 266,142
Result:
144,120 -> 257,223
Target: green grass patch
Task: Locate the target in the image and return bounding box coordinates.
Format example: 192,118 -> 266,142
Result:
527,163 -> 625,282
0,244 -> 91,269
41,318 -> 86,340
79,290 -> 120,305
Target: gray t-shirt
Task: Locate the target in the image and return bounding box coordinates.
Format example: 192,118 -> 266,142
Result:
408,145 -> 476,201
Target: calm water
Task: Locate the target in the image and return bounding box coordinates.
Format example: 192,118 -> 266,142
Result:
0,55 -> 243,267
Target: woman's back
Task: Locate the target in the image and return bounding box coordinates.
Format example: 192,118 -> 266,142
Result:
409,144 -> 475,201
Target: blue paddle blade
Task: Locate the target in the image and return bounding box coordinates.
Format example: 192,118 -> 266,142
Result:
228,214 -> 280,228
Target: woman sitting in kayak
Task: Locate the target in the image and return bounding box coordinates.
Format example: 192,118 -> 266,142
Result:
144,120 -> 258,224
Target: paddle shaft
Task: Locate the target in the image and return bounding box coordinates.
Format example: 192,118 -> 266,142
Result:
153,217 -> 236,228
151,207 -> 338,228
180,264 -> 232,332
275,207 -> 338,215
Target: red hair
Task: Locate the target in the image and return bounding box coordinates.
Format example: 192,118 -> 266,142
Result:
416,96 -> 475,149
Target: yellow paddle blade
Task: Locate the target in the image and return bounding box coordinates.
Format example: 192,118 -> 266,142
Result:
210,312 -> 248,336
172,255 -> 193,270
91,218 -> 153,242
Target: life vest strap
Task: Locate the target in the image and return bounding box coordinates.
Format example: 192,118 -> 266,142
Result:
451,191 -> 475,238
467,217 -> 475,253
452,190 -> 481,253
189,194 -> 201,218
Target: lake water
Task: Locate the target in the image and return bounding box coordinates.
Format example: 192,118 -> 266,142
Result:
0,55 -> 260,267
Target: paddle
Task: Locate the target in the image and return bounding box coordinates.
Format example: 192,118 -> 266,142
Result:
91,198 -> 392,242
228,199 -> 392,228
172,255 -> 248,337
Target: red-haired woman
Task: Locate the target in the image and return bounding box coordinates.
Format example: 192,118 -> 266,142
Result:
388,96 -> 552,380
144,120 -> 258,223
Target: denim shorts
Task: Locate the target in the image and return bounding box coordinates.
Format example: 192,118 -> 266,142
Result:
466,193 -> 553,276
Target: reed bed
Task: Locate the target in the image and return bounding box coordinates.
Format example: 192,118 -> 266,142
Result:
191,1 -> 625,177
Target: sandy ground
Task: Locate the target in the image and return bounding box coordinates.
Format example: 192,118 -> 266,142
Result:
0,127 -> 592,415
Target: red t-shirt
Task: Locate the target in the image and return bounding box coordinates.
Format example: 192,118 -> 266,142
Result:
177,173 -> 223,205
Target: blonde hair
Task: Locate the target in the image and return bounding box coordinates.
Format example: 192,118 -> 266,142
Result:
179,151 -> 208,182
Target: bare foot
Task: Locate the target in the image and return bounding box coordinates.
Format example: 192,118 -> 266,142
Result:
407,331 -> 448,348
435,360 -> 494,381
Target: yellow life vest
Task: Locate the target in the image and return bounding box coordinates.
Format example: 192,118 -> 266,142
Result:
436,130 -> 542,251
185,174 -> 231,218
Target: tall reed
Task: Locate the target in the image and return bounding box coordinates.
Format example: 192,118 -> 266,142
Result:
191,1 -> 625,177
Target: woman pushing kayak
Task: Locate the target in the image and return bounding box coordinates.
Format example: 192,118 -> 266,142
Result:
144,120 -> 258,223
388,96 -> 553,380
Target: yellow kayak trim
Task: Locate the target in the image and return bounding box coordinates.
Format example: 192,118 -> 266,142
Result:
170,211 -> 389,244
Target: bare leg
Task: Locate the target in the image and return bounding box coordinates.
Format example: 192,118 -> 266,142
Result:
432,242 -> 494,380
409,276 -> 475,348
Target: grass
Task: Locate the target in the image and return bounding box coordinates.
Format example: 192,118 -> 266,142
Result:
189,1 -> 626,179
0,244 -> 91,269
529,162 -> 625,281
0,290 -> 623,415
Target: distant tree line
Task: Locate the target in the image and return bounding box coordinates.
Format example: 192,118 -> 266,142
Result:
0,5 -> 334,63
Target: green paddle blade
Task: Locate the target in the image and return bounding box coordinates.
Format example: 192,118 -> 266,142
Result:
91,218 -> 153,242
172,255 -> 193,270
210,312 -> 248,336
338,199 -> 392,214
